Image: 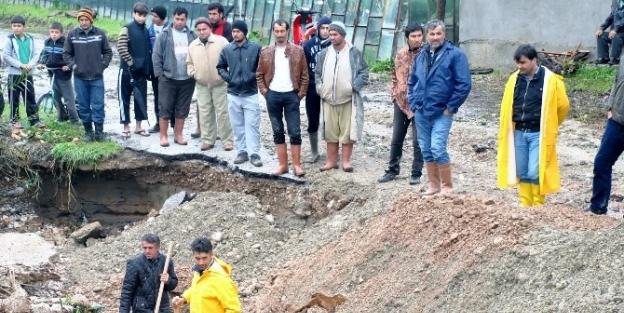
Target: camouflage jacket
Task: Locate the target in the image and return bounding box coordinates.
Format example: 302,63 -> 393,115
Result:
392,45 -> 421,118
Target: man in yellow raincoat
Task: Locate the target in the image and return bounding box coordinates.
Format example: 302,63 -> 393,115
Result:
172,237 -> 241,313
497,44 -> 569,207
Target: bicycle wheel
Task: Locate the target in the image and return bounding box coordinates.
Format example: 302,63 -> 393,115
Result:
37,91 -> 55,115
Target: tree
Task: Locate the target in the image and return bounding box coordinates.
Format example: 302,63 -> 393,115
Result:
436,0 -> 446,21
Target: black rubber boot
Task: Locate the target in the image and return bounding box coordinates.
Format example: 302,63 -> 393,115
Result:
83,122 -> 94,142
94,123 -> 108,142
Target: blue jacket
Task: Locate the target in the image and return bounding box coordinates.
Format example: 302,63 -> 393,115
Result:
148,21 -> 171,49
408,40 -> 471,116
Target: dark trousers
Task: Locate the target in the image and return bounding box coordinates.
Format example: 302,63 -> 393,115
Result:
7,74 -> 39,124
52,76 -> 79,123
387,102 -> 424,177
589,118 -> 624,214
0,92 -> 4,117
158,77 -> 195,119
597,32 -> 624,61
118,69 -> 148,123
305,85 -> 321,133
266,89 -> 302,145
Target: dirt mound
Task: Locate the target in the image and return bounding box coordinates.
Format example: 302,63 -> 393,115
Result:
249,194 -> 618,312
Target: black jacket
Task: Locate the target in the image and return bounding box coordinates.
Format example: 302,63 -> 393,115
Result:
63,26 -> 113,80
512,66 -> 545,131
217,39 -> 262,97
303,35 -> 331,86
600,6 -> 624,33
119,20 -> 152,74
119,253 -> 178,313
38,36 -> 72,80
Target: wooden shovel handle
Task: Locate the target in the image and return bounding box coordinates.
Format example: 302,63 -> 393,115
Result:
154,242 -> 174,313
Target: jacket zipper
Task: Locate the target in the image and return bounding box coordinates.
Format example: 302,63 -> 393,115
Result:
521,79 -> 531,122
331,52 -> 339,104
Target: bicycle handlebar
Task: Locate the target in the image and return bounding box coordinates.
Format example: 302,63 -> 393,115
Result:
291,9 -> 322,14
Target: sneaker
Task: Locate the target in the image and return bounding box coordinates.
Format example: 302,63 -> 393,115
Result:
12,122 -> 23,129
33,121 -> 46,129
250,154 -> 263,167
409,175 -> 421,185
378,172 -> 396,183
233,153 -> 249,164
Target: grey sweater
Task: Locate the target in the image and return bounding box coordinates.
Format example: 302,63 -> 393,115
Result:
2,33 -> 40,76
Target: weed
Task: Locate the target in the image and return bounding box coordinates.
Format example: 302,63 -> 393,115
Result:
370,59 -> 394,73
565,63 -> 615,96
52,141 -> 123,169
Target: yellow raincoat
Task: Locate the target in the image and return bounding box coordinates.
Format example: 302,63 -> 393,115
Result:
497,68 -> 569,195
182,257 -> 242,313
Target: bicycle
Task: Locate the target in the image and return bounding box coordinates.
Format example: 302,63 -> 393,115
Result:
36,67 -> 60,116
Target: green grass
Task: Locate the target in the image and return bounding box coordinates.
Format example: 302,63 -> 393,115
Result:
369,58 -> 395,73
0,3 -> 125,41
52,141 -> 123,169
565,63 -> 615,95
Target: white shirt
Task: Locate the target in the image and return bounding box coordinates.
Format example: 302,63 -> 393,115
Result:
269,46 -> 294,92
153,24 -> 164,37
172,27 -> 189,80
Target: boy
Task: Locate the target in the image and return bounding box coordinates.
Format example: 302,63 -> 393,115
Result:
118,2 -> 151,139
2,15 -> 44,129
37,22 -> 79,124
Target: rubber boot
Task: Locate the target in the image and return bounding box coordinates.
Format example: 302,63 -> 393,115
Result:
341,143 -> 354,172
518,183 -> 533,207
439,163 -> 453,194
320,143 -> 339,171
94,123 -> 107,142
83,122 -> 94,142
159,118 -> 169,147
273,143 -> 289,176
532,184 -> 545,206
292,144 -> 306,177
305,132 -> 320,163
423,162 -> 440,195
174,118 -> 187,145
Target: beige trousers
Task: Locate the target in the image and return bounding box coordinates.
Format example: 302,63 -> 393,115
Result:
196,84 -> 232,145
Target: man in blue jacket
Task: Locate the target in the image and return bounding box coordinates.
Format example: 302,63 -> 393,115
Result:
408,20 -> 471,195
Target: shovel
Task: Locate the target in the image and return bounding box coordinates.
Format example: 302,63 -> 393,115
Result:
154,241 -> 174,313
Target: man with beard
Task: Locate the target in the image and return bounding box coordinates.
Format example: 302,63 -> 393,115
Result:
207,2 -> 233,42
257,19 -> 309,177
302,16 -> 332,163
378,22 -> 425,185
408,20 -> 471,195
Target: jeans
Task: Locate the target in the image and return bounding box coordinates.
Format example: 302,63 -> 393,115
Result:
514,130 -> 540,184
415,111 -> 453,164
74,77 -> 105,124
118,69 -> 148,123
7,74 -> 39,124
52,77 -> 78,123
305,85 -> 321,133
588,119 -> 624,214
597,31 -> 624,61
388,102 -> 423,177
265,90 -> 302,145
227,93 -> 261,156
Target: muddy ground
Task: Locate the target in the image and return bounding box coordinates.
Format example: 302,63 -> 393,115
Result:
1,32 -> 624,313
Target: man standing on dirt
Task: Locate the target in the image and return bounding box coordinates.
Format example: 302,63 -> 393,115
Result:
119,233 -> 178,313
315,21 -> 369,172
497,44 -> 569,207
302,16 -> 332,163
147,5 -> 173,134
63,6 -> 113,142
152,7 -> 197,147
377,22 -> 425,185
408,20 -> 471,195
172,237 -> 241,312
257,19 -> 309,177
217,20 -> 264,167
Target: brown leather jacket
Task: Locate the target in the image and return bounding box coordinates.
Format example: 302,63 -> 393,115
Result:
256,42 -> 309,99
392,45 -> 421,118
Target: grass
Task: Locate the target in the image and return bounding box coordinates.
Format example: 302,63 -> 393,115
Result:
0,3 -> 125,41
369,58 -> 394,73
52,141 -> 123,169
564,63 -> 615,96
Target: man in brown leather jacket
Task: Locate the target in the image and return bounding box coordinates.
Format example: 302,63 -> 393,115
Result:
257,19 -> 309,177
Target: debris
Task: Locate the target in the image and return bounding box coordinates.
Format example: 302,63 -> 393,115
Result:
538,45 -> 590,75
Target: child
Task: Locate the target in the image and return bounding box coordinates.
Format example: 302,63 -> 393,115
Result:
2,15 -> 44,129
37,22 -> 79,124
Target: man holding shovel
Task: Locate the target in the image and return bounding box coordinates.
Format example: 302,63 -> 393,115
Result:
120,233 -> 178,313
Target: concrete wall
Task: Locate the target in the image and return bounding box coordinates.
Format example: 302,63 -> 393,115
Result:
459,0 -> 612,69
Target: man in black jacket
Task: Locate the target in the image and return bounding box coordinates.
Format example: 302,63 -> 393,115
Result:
217,20 -> 263,167
595,2 -> 624,65
119,233 -> 178,313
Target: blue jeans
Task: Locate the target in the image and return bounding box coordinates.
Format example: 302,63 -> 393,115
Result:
514,130 -> 540,184
588,119 -> 624,214
415,111 -> 453,164
227,93 -> 261,156
74,77 -> 105,124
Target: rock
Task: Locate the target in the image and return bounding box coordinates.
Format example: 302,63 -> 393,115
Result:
70,222 -> 102,244
4,186 -> 25,197
0,215 -> 10,228
85,238 -> 99,247
0,284 -> 30,312
31,303 -> 52,313
160,191 -> 187,214
293,200 -> 312,219
211,231 -> 223,242
265,214 -> 275,224
482,199 -> 495,205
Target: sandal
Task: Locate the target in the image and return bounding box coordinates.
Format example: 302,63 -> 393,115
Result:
134,129 -> 150,137
121,131 -> 131,139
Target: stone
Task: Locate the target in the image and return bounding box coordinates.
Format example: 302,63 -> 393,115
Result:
211,231 -> 223,242
31,303 -> 52,313
265,214 -> 275,224
293,200 -> 313,219
4,186 -> 25,197
70,222 -> 102,244
160,191 -> 187,215
0,215 -> 10,228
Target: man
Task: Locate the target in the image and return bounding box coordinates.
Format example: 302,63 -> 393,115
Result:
217,20 -> 264,167
408,20 -> 471,195
172,237 -> 241,313
207,2 -> 233,42
119,234 -> 178,313
118,2 -> 151,139
584,56 -> 624,215
595,1 -> 624,65
257,19 -> 309,176
64,6 -> 113,142
147,5 -> 173,134
497,44 -> 569,207
302,16 -> 332,163
315,21 -> 369,172
152,7 -> 197,147
186,17 -> 233,151
378,22 -> 425,185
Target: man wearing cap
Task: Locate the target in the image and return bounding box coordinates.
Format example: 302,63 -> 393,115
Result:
257,19 -> 309,177
302,15 -> 332,163
217,20 -> 264,167
187,17 -> 233,152
63,6 -> 113,142
315,21 -> 369,172
147,5 -> 173,134
152,7 -> 197,147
